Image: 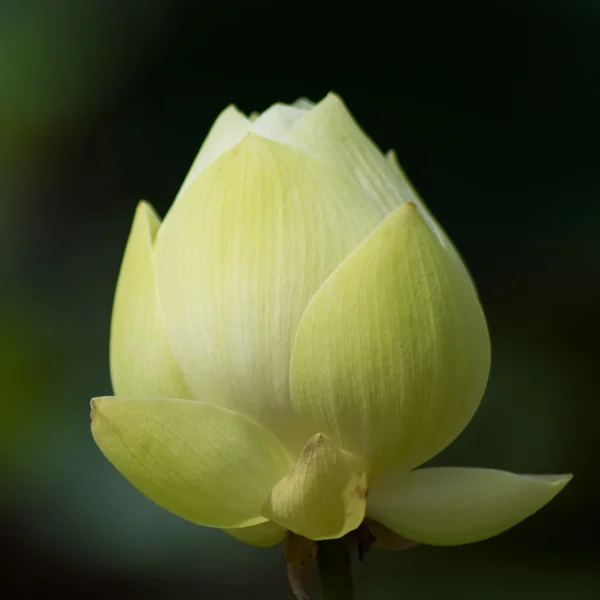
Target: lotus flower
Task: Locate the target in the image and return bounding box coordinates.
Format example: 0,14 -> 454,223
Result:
91,93 -> 570,550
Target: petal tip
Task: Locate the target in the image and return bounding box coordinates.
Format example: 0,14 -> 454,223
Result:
89,397 -> 99,423
292,97 -> 315,110
222,103 -> 247,119
549,473 -> 573,488
324,91 -> 344,105
136,199 -> 151,212
308,431 -> 328,449
90,396 -> 115,428
135,200 -> 158,218
90,396 -> 107,418
312,92 -> 349,116
524,472 -> 573,490
132,200 -> 161,242
90,397 -> 108,439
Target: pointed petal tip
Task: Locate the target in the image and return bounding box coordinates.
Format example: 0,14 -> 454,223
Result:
292,97 -> 315,110
324,91 -> 344,104
90,397 -> 107,442
541,473 -> 573,487
309,92 -> 349,116
135,199 -> 159,218
221,103 -> 247,119
136,199 -> 152,212
90,396 -> 115,432
307,431 -> 328,448
515,472 -> 573,491
90,395 -> 108,418
89,397 -> 99,424
131,200 -> 161,243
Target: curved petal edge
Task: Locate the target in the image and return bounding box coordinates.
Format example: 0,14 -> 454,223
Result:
223,520 -> 286,548
367,467 -> 572,546
290,203 -> 490,475
91,396 -> 290,529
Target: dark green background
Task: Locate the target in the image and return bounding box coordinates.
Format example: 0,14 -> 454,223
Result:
1,1 -> 598,598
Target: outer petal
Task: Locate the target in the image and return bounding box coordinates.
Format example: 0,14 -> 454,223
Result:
290,203 -> 491,475
262,434 -> 367,540
109,202 -> 189,399
154,134 -> 387,450
223,520 -> 285,548
91,397 -> 290,528
367,467 -> 572,546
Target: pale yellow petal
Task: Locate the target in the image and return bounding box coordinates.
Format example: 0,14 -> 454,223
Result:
291,94 -> 474,287
109,202 -> 189,399
154,134 -> 386,450
290,203 -> 490,475
367,467 -> 572,546
292,97 -> 315,110
91,397 -> 290,528
262,434 -> 367,540
223,520 -> 285,547
289,92 -> 404,214
251,103 -> 310,145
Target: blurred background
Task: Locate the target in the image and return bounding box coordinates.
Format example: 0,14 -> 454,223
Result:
1,0 -> 598,597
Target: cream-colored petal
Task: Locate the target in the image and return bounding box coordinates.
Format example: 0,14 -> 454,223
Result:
292,97 -> 314,110
367,467 -> 572,546
176,105 -> 251,196
109,202 -> 189,399
290,203 -> 490,475
177,100 -> 314,192
91,396 -> 290,528
288,93 -> 404,214
223,520 -> 285,548
262,434 -> 367,540
154,134 -> 386,450
292,95 -> 474,285
251,103 -> 310,145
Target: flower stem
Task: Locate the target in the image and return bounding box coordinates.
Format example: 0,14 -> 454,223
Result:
317,539 -> 356,600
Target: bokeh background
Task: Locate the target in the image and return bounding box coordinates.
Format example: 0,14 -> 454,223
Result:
1,0 -> 598,597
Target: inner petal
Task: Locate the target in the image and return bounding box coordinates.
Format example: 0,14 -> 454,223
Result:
262,433 -> 367,540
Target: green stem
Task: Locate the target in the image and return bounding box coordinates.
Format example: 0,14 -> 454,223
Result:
317,539 -> 356,600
